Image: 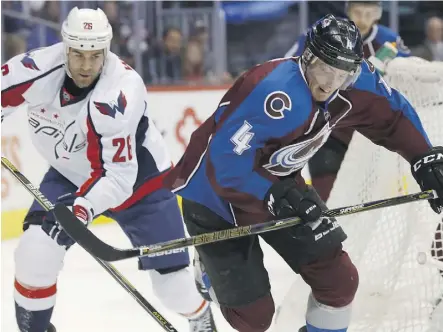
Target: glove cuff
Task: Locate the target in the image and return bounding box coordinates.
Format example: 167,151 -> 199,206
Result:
73,196 -> 95,224
411,146 -> 443,174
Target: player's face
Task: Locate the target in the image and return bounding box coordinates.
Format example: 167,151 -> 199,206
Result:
306,58 -> 350,102
67,49 -> 105,88
347,4 -> 380,36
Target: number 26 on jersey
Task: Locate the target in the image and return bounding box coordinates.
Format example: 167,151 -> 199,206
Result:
112,135 -> 132,162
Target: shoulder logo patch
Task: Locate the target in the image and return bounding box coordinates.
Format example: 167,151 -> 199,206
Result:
264,91 -> 292,119
93,91 -> 127,118
21,52 -> 40,71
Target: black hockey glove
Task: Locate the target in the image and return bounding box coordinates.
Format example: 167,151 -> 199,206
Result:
265,178 -> 322,222
42,193 -> 94,249
411,146 -> 443,214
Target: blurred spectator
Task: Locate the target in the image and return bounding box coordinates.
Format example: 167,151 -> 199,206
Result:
102,1 -> 134,66
183,37 -> 205,83
146,27 -> 183,84
2,1 -> 29,60
190,20 -> 233,84
411,16 -> 443,61
27,1 -> 61,50
2,2 -> 27,35
191,20 -> 211,72
4,33 -> 27,60
103,1 -> 121,51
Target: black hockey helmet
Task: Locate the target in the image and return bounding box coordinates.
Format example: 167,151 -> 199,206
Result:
303,14 -> 363,73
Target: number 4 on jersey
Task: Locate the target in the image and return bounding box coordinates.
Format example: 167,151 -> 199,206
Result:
231,121 -> 254,155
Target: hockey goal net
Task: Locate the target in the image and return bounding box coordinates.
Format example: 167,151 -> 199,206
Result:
274,57 -> 443,332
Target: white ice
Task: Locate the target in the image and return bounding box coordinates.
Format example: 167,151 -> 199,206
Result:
1,222 -> 301,332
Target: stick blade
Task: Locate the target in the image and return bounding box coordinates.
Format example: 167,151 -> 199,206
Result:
54,203 -> 132,261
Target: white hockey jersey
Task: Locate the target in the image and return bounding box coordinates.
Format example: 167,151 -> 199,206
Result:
1,43 -> 172,215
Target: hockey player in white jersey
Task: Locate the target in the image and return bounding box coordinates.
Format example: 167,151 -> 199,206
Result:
1,7 -> 217,332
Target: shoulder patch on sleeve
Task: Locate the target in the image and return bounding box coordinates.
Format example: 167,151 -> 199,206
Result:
20,45 -> 63,73
93,91 -> 127,119
21,51 -> 42,71
264,91 -> 292,119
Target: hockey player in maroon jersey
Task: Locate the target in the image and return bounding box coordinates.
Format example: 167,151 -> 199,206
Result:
165,14 -> 443,332
285,1 -> 411,202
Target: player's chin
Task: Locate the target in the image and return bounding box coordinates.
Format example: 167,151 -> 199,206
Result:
74,76 -> 94,88
313,88 -> 332,102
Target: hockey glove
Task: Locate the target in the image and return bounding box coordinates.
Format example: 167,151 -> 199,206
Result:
42,193 -> 94,249
265,178 -> 322,222
411,146 -> 443,214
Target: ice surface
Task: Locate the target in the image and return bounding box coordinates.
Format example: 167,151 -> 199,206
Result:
1,223 -> 298,332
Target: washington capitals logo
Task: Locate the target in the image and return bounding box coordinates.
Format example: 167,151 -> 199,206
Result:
21,52 -> 40,71
93,91 -> 127,118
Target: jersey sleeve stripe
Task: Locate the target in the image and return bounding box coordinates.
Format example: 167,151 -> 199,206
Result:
1,81 -> 33,108
110,167 -> 172,212
77,109 -> 106,197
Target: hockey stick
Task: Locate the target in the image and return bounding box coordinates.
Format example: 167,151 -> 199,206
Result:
1,157 -> 178,332
52,176 -> 437,262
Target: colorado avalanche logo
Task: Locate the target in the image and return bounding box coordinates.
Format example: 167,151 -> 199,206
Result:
94,91 -> 127,118
264,91 -> 292,119
21,52 -> 40,71
263,124 -> 331,176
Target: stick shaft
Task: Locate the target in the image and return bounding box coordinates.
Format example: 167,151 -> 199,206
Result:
1,157 -> 179,332
52,167 -> 436,262
138,189 -> 437,256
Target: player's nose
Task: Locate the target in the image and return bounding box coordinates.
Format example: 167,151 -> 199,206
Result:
80,59 -> 93,71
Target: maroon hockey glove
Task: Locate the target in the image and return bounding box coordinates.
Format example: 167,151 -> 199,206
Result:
265,178 -> 322,222
411,146 -> 443,214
